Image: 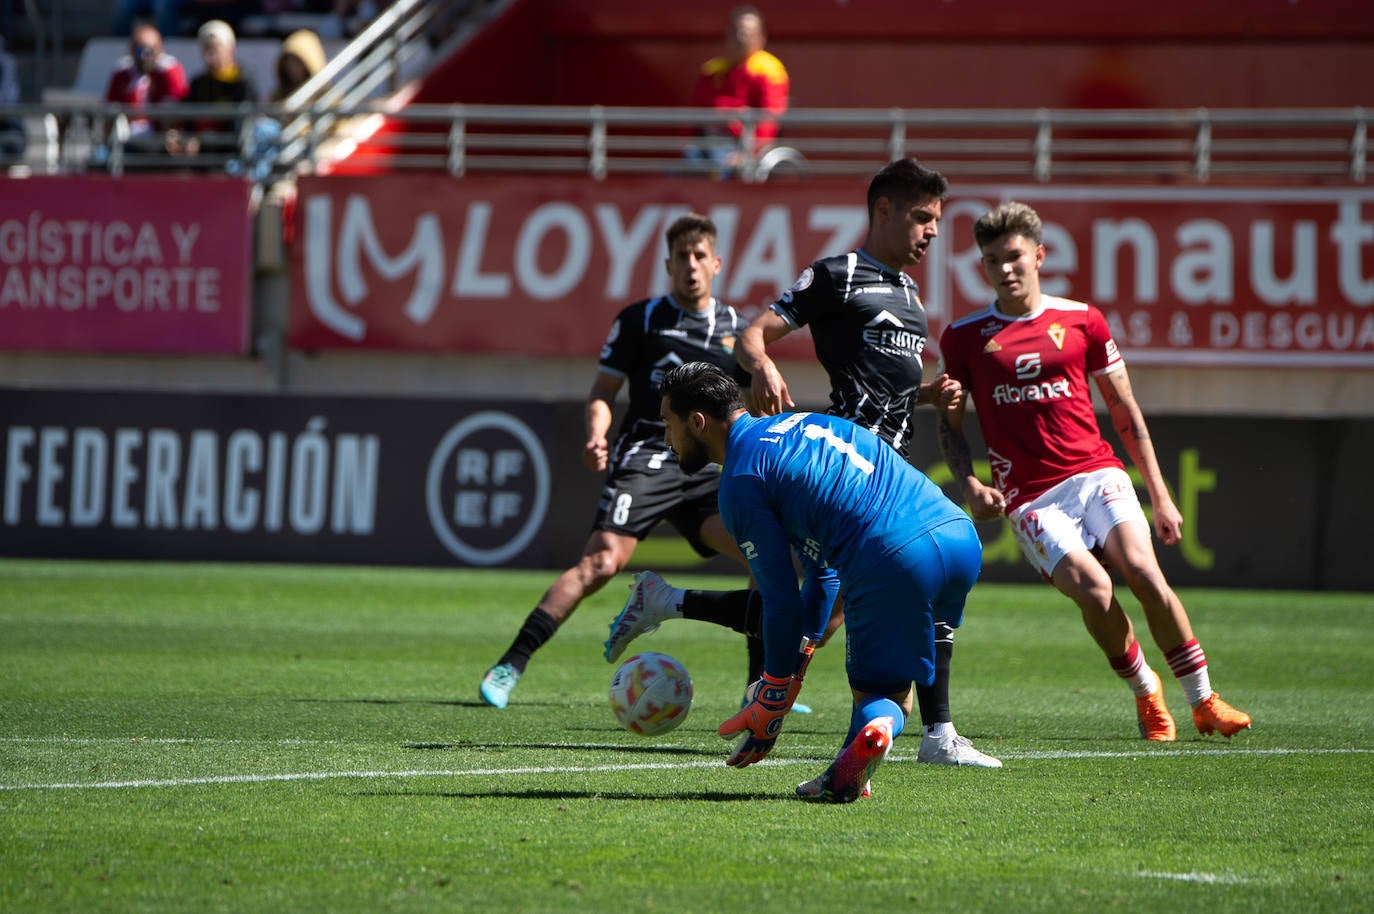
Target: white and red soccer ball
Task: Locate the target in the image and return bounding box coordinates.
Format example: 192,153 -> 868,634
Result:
609,652 -> 693,736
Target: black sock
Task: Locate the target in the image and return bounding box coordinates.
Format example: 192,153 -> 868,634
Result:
746,633 -> 766,684
681,588 -> 756,635
498,608 -> 559,673
916,623 -> 955,729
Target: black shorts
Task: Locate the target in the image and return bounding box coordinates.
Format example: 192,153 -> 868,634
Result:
592,435 -> 723,557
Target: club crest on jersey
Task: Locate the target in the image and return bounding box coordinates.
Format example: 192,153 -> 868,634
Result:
1047,323 -> 1066,350
720,335 -> 735,352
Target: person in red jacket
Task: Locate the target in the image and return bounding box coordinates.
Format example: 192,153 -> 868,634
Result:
687,6 -> 789,175
104,23 -> 189,143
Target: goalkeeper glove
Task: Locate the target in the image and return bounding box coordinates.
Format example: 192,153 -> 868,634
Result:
718,636 -> 819,768
718,673 -> 794,768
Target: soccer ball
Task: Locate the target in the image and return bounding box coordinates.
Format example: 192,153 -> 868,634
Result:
608,652 -> 693,736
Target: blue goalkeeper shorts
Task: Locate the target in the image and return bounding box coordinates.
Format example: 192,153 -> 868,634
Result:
841,516 -> 982,696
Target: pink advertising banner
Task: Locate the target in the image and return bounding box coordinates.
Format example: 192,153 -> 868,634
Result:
288,175 -> 1374,368
0,175 -> 253,354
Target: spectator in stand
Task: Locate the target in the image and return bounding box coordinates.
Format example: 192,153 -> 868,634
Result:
686,5 -> 788,175
0,33 -> 24,164
271,29 -> 327,103
227,27 -> 329,181
104,22 -> 189,165
166,20 -> 260,164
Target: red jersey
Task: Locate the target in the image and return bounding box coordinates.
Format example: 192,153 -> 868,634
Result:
689,49 -> 789,146
939,295 -> 1125,512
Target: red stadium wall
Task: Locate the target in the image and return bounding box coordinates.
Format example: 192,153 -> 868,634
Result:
418,0 -> 1374,109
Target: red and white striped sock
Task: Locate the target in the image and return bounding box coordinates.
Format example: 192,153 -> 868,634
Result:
1108,640 -> 1157,697
1165,638 -> 1214,706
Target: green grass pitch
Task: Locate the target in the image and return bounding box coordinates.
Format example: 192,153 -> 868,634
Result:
2,558 -> 1371,913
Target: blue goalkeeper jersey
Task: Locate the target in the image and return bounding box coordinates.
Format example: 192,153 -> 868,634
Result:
718,411 -> 969,676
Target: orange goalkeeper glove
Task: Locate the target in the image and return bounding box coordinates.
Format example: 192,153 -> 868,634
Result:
718,637 -> 818,768
719,673 -> 794,768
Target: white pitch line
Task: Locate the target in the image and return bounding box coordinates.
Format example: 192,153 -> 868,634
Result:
1,759 -> 733,791
1135,871 -> 1253,885
1,746 -> 1370,792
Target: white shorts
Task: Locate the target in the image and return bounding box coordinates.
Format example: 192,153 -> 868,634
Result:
1007,467 -> 1147,579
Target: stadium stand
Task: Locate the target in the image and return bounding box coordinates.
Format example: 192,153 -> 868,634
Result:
40,35 -> 346,105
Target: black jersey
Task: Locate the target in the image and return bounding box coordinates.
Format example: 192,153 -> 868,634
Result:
599,295 -> 750,443
771,249 -> 929,456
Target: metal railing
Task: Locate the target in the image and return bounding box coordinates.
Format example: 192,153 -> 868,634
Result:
341,103 -> 1369,183
3,103 -> 1367,184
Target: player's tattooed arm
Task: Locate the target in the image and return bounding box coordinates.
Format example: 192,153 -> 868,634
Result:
937,412 -> 976,483
939,412 -> 1006,520
1097,369 -> 1180,541
1098,369 -> 1153,458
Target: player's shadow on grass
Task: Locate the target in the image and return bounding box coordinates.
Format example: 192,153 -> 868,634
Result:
404,740 -> 721,757
292,697 -> 615,710
353,788 -> 786,802
290,697 -> 479,708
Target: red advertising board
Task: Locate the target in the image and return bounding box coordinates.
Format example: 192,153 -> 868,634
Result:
289,175 -> 1374,368
0,175 -> 254,355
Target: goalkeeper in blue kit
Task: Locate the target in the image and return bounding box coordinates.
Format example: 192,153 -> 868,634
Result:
657,361 -> 983,802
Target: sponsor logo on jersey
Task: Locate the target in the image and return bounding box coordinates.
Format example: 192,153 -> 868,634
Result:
853,286 -> 894,296
1014,352 -> 1042,380
862,310 -> 926,354
864,328 -> 927,354
649,353 -> 686,387
867,310 -> 903,328
991,377 -> 1073,405
980,321 -> 1004,337
983,339 -> 1002,354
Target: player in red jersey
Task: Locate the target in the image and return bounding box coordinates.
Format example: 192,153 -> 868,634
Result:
937,201 -> 1251,741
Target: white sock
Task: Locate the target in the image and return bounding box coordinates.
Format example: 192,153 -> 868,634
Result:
1126,666 -> 1159,698
925,722 -> 955,741
1177,669 -> 1213,707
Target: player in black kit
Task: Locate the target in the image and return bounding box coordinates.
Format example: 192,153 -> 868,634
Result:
605,160 -> 1002,769
479,213 -> 754,708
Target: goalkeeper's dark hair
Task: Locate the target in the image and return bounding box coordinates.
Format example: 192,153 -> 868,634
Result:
660,362 -> 746,421
867,158 -> 949,220
973,201 -> 1044,247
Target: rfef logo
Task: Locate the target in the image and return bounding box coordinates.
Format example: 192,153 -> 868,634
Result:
425,412 -> 550,565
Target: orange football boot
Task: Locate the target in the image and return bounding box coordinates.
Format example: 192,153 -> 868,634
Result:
1136,670 -> 1177,741
1192,693 -> 1252,737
